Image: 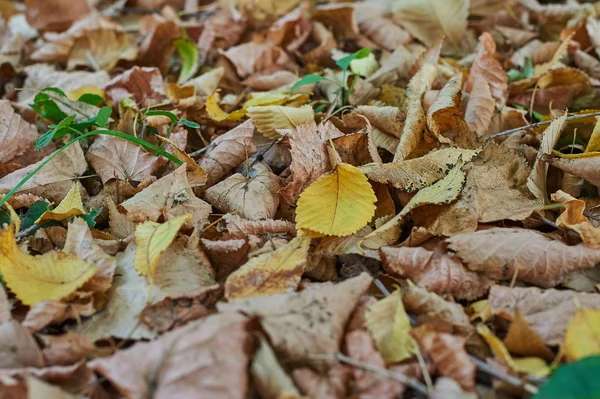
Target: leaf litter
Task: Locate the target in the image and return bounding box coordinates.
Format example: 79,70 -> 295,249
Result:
1,0 -> 600,398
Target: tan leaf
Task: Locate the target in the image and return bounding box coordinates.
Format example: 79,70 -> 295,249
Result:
218,273 -> 373,361
343,105 -> 405,138
465,32 -> 508,105
391,0 -> 468,46
251,335 -> 302,399
280,121 -> 334,204
552,190 -> 600,248
24,0 -> 90,31
464,76 -> 495,135
408,37 -> 443,80
360,147 -> 478,192
381,244 -> 490,300
68,29 -> 137,70
0,320 -> 43,368
105,196 -> 135,239
542,152 -> 600,188
533,32 -> 574,77
527,114 -> 567,200
448,227 -> 600,287
292,365 -> 350,399
430,377 -> 477,399
427,72 -> 463,141
40,332 -> 94,366
247,105 -> 314,139
411,326 -> 476,392
0,100 -> 38,164
86,135 -> 161,184
26,375 -> 78,399
205,162 -> 282,220
316,226 -> 380,260
223,213 -> 295,240
64,218 -> 116,293
90,313 -> 252,399
225,232 -> 310,300
488,285 -> 600,345
202,238 -> 250,280
121,165 -> 211,229
198,119 -> 256,188
23,297 -> 95,332
393,64 -> 437,161
220,40 -> 297,79
102,66 -> 166,108
354,4 -> 410,51
503,310 -> 555,361
0,142 -> 87,203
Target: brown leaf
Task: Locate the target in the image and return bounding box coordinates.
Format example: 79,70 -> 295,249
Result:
488,285 -> 600,345
0,100 -> 38,164
280,121 -> 334,204
251,335 -> 302,399
343,105 -> 405,138
223,213 -> 295,240
465,32 -> 508,105
198,119 -> 256,188
201,238 -> 250,280
205,162 -> 282,220
448,227 -> 600,287
381,244 -> 490,300
552,190 -> 600,248
542,152 -> 600,188
24,0 -> 90,32
40,333 -> 94,366
137,15 -> 181,72
411,326 -> 476,391
90,313 -> 252,399
103,66 -> 166,108
354,4 -> 410,51
220,40 -> 297,79
0,142 -> 87,203
218,273 -> 373,361
464,75 -> 495,135
121,165 -> 211,229
105,196 -> 135,239
292,365 -> 350,399
22,297 -> 95,332
0,320 -> 43,368
427,72 -> 463,141
502,310 -> 554,361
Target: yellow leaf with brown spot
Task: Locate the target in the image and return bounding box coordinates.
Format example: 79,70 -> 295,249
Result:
0,227 -> 97,306
365,289 -> 416,364
296,163 -> 376,237
35,183 -> 85,224
225,231 -> 311,300
564,308 -> 600,361
134,214 -> 192,280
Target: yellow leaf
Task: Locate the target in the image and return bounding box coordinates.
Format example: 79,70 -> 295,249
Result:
134,214 -> 192,280
296,163 -> 376,236
477,324 -> 550,378
156,136 -> 208,188
225,231 -> 311,300
586,117 -> 600,153
247,105 -> 314,139
35,183 -> 85,224
365,289 -> 416,363
564,308 -> 600,361
469,299 -> 491,322
66,86 -> 106,102
205,93 -> 246,122
503,310 -> 555,361
0,197 -> 20,233
0,227 -> 97,306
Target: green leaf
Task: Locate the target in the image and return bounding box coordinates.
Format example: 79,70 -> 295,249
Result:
507,69 -> 521,82
77,93 -> 104,106
290,74 -> 329,92
143,109 -> 178,123
20,200 -> 50,235
535,356 -> 600,399
179,118 -> 201,128
35,115 -> 76,150
336,48 -> 371,71
93,106 -> 113,128
523,57 -> 534,79
0,209 -> 11,228
81,208 -> 102,227
174,38 -> 198,84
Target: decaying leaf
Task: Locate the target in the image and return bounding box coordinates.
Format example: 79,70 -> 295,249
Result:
563,308 -> 600,361
0,100 -> 38,164
247,105 -> 314,139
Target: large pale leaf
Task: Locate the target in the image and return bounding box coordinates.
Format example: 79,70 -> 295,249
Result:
0,227 -> 97,306
247,105 -> 314,139
542,152 -> 600,188
0,100 -> 38,163
390,0 -> 468,46
225,232 -> 310,300
296,163 -> 376,236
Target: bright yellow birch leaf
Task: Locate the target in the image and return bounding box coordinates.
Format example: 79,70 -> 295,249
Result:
0,227 -> 97,306
35,183 -> 85,224
225,231 -> 311,300
0,197 -> 20,233
205,93 -> 246,122
247,104 -> 314,139
296,163 -> 376,236
564,308 -> 600,361
365,289 -> 416,363
477,324 -> 550,377
134,214 -> 192,280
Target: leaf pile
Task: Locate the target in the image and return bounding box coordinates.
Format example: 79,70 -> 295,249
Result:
1,0 -> 600,398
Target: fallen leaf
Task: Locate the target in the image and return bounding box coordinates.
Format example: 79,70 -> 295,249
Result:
0,320 -> 43,368
292,365 -> 350,399
391,0 -> 468,46
464,32 -> 508,105
24,0 -> 90,31
503,310 -> 554,361
426,72 -> 463,141
464,76 -> 495,135
90,313 -> 252,399
247,105 -> 314,139
102,66 -> 165,108
251,335 -> 301,399
381,244 -> 490,300
105,196 -> 135,239
448,227 -> 600,287
68,28 -> 137,71
225,231 -> 310,299
430,377 -> 477,399
35,183 -> 84,224
552,190 -> 600,248
218,273 -> 373,361
364,289 -> 416,364
0,100 -> 38,164
542,152 -> 600,188
0,227 -> 97,306
564,308 -> 600,361
295,162 -> 376,237
205,162 -> 282,220
134,214 -> 191,279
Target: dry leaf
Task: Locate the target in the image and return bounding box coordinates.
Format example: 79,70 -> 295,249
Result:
35,183 -> 84,224
552,190 -> 600,248
292,365 -> 350,399
542,152 -> 600,188
296,163 -> 376,237
464,76 -> 495,135
103,66 -> 165,108
503,310 -> 554,361
0,100 -> 38,164
0,227 -> 97,306
465,32 -> 508,105
251,335 -> 301,399
563,308 -> 600,361
427,72 -> 463,141
225,232 -> 310,299
247,105 -> 314,139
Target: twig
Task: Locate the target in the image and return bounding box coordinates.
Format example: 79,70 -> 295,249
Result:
486,111 -> 600,141
333,352 -> 429,395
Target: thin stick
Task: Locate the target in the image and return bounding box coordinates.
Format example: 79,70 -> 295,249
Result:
333,352 -> 429,395
486,111 -> 600,141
